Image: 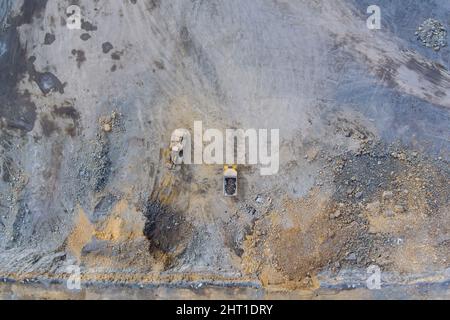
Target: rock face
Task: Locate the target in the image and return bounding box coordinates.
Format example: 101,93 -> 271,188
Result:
0,0 -> 449,298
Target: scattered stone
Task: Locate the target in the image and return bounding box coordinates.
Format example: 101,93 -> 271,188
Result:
44,33 -> 55,45
80,33 -> 91,41
102,123 -> 111,132
27,56 -> 64,94
102,42 -> 114,54
81,20 -> 97,32
99,111 -> 120,133
71,49 -> 86,68
384,209 -> 395,217
330,210 -> 342,219
366,201 -> 380,214
111,51 -> 122,60
34,72 -> 64,95
255,195 -> 263,203
415,18 -> 447,51
382,191 -> 393,200
394,205 -> 405,214
346,253 -> 357,261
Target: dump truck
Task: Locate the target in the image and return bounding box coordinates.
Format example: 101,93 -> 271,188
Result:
223,165 -> 238,197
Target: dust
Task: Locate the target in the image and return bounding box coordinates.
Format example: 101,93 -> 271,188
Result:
66,207 -> 95,262
242,141 -> 449,289
242,189 -> 355,289
95,199 -> 145,242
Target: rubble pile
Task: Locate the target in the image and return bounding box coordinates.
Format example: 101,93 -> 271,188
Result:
99,111 -> 120,133
415,18 -> 448,51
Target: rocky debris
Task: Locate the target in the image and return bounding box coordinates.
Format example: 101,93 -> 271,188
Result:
0,1 -> 12,31
34,72 -> 64,95
102,123 -> 112,133
0,9 -> 39,132
415,18 -> 448,51
393,205 -> 405,214
81,20 -> 97,32
0,151 -> 30,249
111,51 -> 122,60
244,138 -> 434,281
309,140 -> 450,274
90,136 -> 111,193
330,141 -> 448,216
99,111 -> 121,133
77,111 -> 123,195
71,49 -> 86,68
28,56 -> 64,95
78,133 -> 112,193
241,189 -> 383,286
382,191 -> 393,201
43,32 -> 55,45
92,193 -> 118,223
334,117 -> 373,143
1,0 -> 450,297
330,209 -> 342,219
102,42 -> 114,54
80,33 -> 91,41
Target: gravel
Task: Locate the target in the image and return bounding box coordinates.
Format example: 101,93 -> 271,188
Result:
415,18 -> 448,51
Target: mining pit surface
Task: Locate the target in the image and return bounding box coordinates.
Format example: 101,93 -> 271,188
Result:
0,0 -> 449,299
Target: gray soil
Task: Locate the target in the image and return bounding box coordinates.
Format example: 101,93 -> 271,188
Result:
0,0 -> 449,299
